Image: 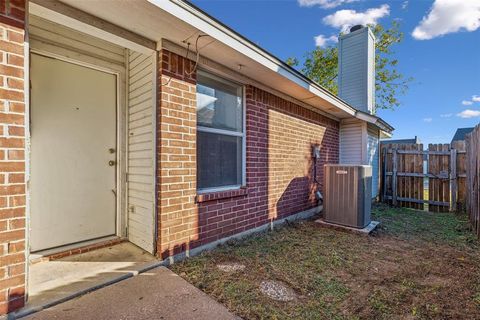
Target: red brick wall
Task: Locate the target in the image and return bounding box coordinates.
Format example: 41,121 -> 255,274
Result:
0,0 -> 26,314
157,50 -> 198,259
157,50 -> 339,258
194,87 -> 338,247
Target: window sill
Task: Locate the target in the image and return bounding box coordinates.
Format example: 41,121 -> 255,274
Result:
196,187 -> 248,203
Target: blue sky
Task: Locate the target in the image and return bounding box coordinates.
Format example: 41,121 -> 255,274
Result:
190,0 -> 480,145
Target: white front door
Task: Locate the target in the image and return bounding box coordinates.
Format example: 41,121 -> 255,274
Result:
30,54 -> 117,252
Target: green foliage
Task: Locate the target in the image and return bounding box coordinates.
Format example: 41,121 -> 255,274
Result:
288,21 -> 413,112
373,203 -> 478,247
304,47 -> 339,95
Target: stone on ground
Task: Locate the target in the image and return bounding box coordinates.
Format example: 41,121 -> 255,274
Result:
217,263 -> 246,273
259,280 -> 297,302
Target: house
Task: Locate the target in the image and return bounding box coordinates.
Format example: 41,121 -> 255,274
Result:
0,0 -> 393,314
380,136 -> 422,145
451,127 -> 474,144
381,136 -> 426,166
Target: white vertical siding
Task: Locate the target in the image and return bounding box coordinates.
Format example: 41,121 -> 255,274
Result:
127,50 -> 156,253
367,125 -> 380,198
338,27 -> 375,114
340,121 -> 364,164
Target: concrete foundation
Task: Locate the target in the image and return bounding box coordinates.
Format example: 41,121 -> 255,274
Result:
315,219 -> 380,235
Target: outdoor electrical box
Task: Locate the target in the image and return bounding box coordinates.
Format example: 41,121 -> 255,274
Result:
312,146 -> 321,159
324,164 -> 372,228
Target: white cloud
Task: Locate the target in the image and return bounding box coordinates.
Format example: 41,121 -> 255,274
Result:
322,4 -> 390,32
401,1 -> 408,10
412,0 -> 480,40
440,113 -> 453,118
461,95 -> 480,105
314,34 -> 338,47
457,109 -> 480,118
298,0 -> 358,9
423,117 -> 433,122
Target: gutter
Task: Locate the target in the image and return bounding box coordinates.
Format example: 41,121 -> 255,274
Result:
355,110 -> 395,133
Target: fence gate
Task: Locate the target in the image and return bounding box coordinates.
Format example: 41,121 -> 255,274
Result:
381,143 -> 466,212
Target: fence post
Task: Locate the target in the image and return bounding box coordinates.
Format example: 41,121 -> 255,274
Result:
382,149 -> 387,202
450,148 -> 457,212
392,149 -> 398,206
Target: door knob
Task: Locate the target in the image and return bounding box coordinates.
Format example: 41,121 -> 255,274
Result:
108,160 -> 116,166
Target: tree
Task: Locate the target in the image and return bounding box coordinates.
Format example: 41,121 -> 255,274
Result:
287,21 -> 412,112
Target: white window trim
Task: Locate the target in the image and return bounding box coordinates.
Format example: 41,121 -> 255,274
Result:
197,184 -> 243,194
198,126 -> 243,137
196,70 -> 247,193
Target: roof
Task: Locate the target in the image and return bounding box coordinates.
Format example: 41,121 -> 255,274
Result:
451,127 -> 474,143
380,136 -> 421,145
152,0 -> 394,133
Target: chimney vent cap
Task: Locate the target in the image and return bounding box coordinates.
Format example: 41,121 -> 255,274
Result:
350,25 -> 364,33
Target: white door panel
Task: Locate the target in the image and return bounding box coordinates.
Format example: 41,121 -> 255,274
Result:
30,54 -> 117,252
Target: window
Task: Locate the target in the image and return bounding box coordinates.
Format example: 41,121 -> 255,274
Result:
196,70 -> 244,191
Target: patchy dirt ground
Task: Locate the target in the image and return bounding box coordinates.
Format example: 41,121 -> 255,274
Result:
170,204 -> 480,319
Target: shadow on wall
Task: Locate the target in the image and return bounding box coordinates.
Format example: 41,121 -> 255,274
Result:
5,292 -> 24,315
275,143 -> 324,218
159,58 -> 339,259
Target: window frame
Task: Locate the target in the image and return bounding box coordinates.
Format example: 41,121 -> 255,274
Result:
196,70 -> 247,194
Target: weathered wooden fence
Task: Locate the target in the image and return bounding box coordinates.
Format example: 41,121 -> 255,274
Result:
465,125 -> 480,237
380,143 -> 467,212
381,144 -> 424,210
452,140 -> 467,212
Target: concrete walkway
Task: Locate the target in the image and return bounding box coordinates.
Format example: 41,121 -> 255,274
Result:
22,267 -> 238,320
28,243 -> 159,311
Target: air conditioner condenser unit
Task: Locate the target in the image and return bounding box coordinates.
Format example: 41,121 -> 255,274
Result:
323,164 -> 372,229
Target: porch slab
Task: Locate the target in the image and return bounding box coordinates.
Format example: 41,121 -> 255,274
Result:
315,219 -> 380,235
22,266 -> 238,320
20,243 -> 162,318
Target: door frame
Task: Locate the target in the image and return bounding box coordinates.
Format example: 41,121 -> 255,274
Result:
28,48 -> 129,248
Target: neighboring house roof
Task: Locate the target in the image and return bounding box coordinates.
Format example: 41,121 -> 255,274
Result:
380,136 -> 421,145
451,127 -> 474,143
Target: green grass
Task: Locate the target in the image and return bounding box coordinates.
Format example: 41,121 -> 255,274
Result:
171,204 -> 480,319
373,203 -> 478,247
